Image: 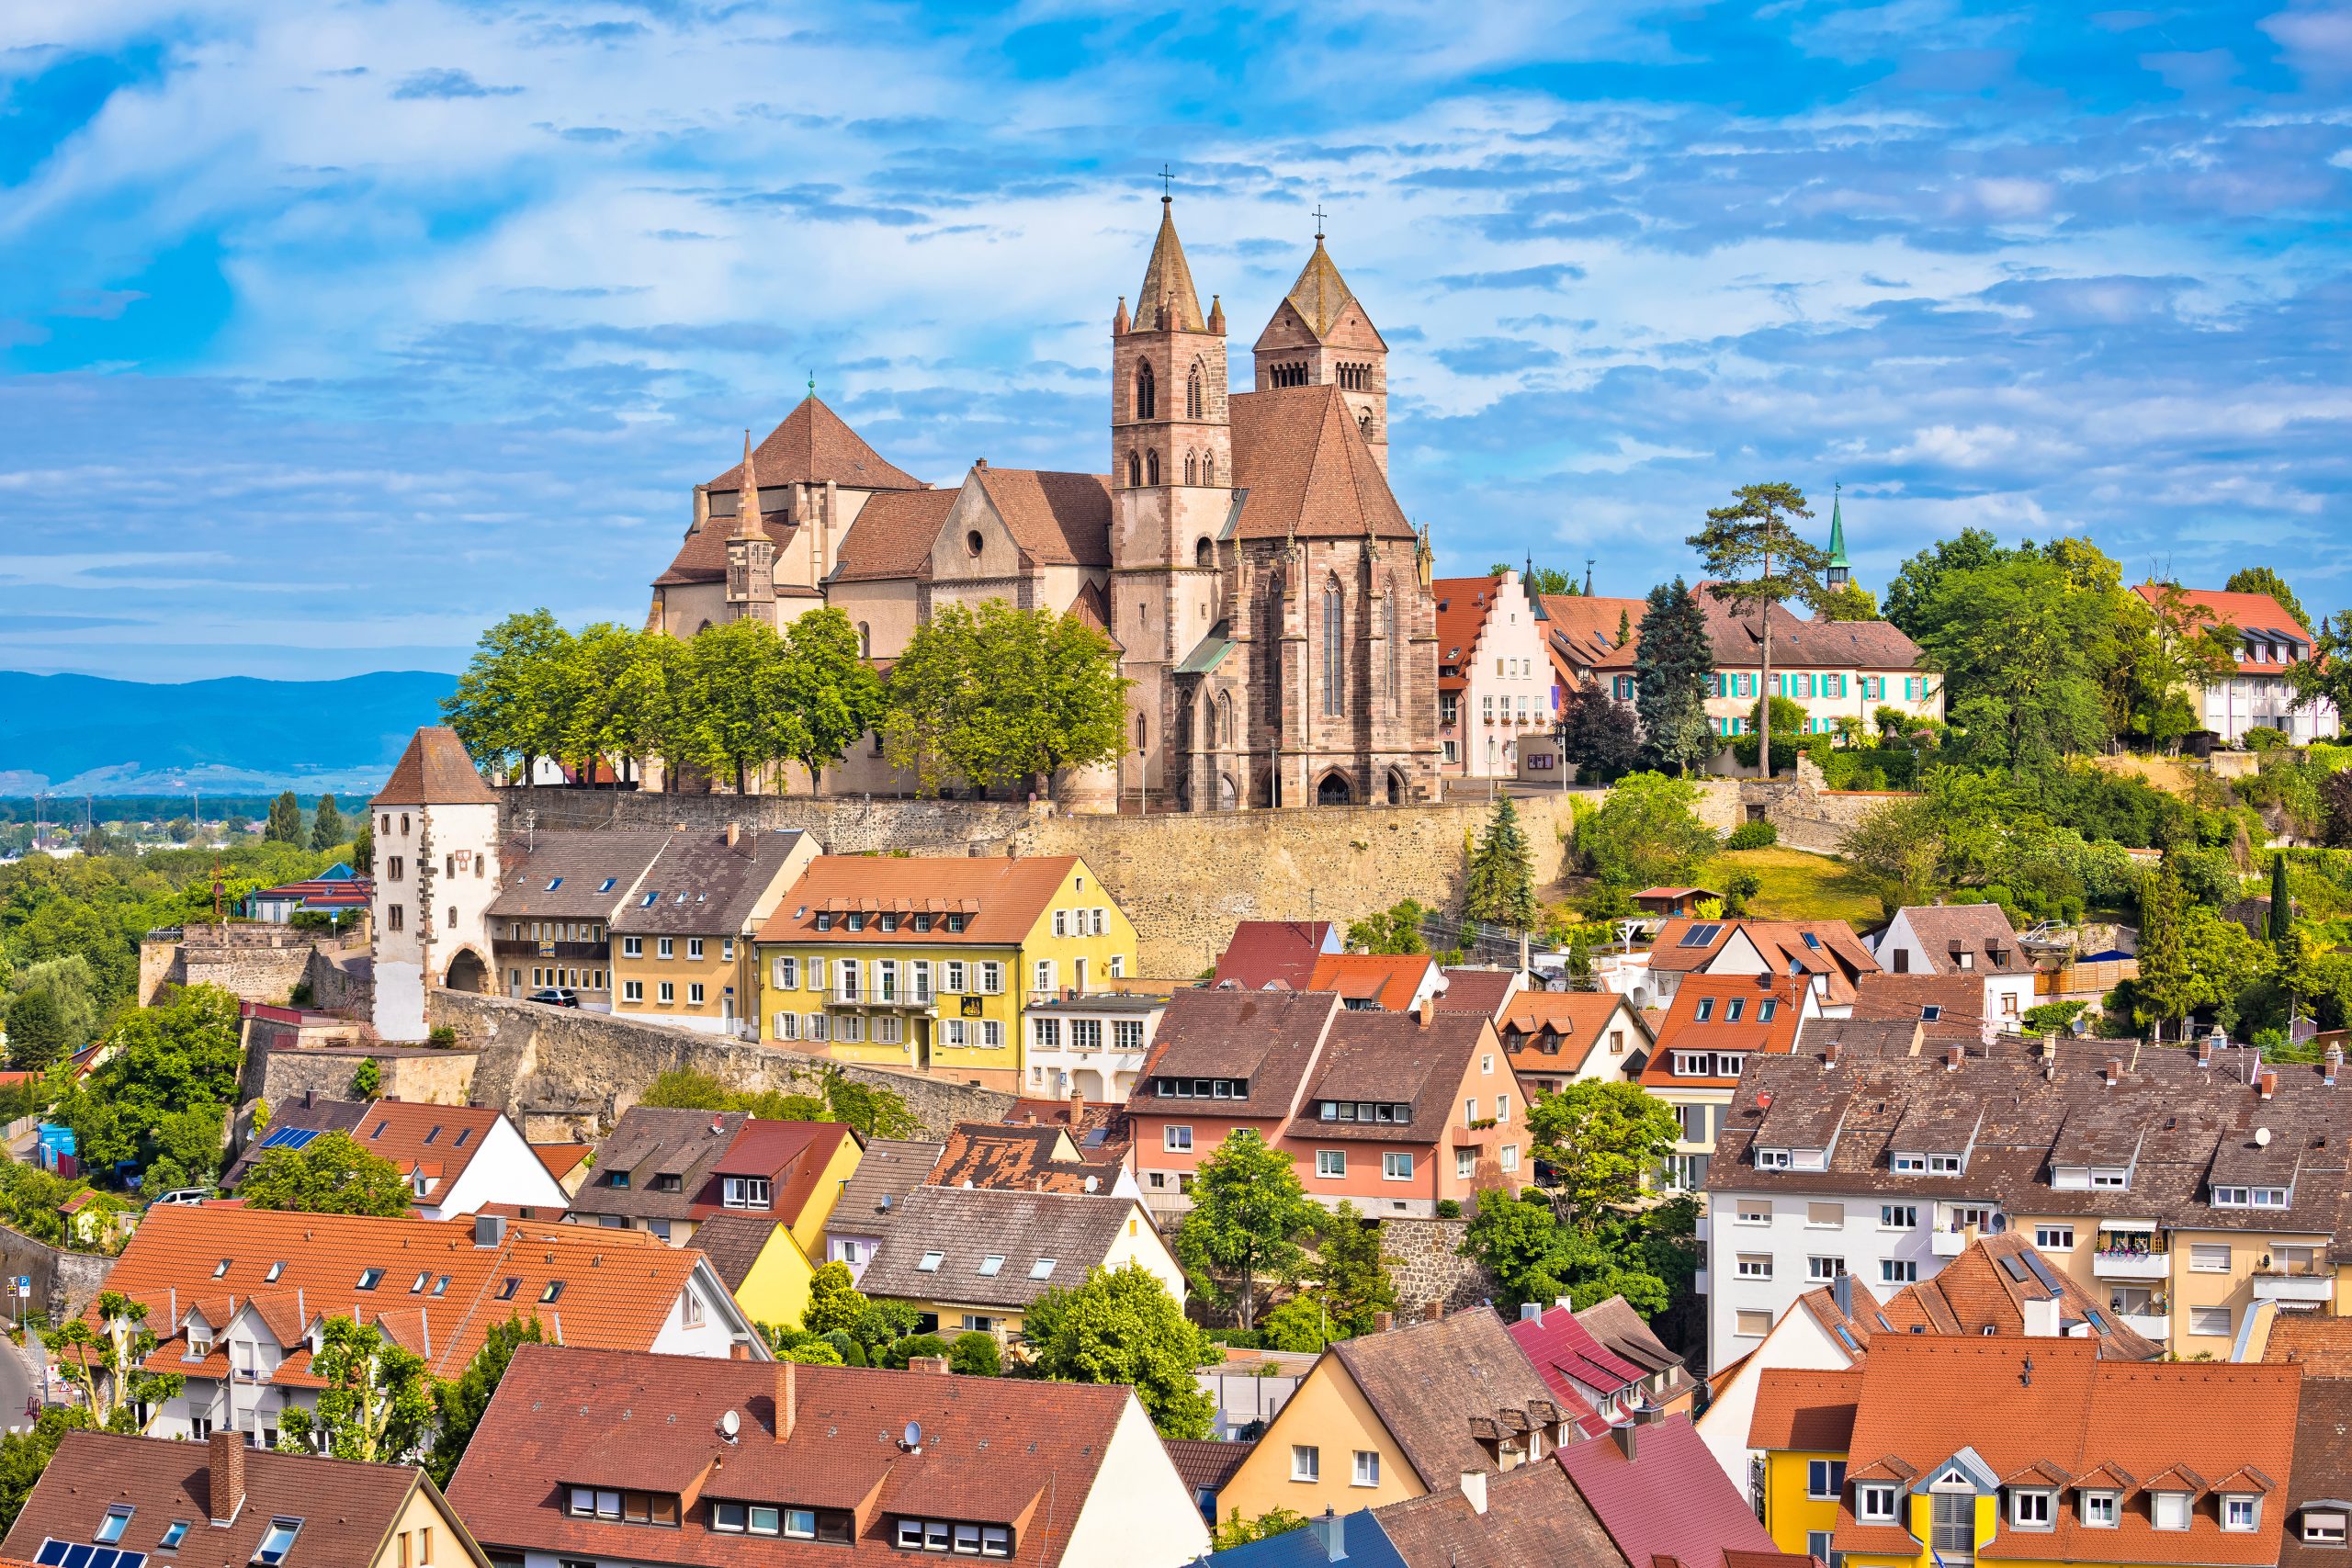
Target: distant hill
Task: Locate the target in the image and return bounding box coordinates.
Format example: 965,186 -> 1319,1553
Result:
0,671 -> 458,795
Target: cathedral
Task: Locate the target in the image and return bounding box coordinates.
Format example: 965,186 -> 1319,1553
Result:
645,196 -> 1440,811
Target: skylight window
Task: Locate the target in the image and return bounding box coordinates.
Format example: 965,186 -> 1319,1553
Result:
640,891 -> 660,907
455,1128 -> 471,1148
255,1517 -> 303,1565
213,1258 -> 232,1279
497,1277 -> 521,1301
1921,1005 -> 1942,1021
1030,1258 -> 1057,1280
1801,932 -> 1821,949
547,877 -> 563,891
598,878 -> 616,893
541,1280 -> 565,1303
265,1260 -> 286,1282
355,1269 -> 383,1291
162,1520 -> 189,1549
424,1125 -> 441,1145
918,1250 -> 945,1272
96,1505 -> 133,1543
978,1255 -> 1005,1277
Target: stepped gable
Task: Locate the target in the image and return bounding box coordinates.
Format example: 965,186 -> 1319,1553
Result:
1229,382 -> 1413,540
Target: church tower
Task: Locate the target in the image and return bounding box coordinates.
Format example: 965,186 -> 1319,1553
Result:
724,430 -> 777,625
1253,225 -> 1390,474
1825,483 -> 1851,589
1110,194 -> 1233,807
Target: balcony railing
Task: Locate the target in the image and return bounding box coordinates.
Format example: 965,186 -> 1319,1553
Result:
2092,1247 -> 2168,1280
2254,1261 -> 2334,1303
830,986 -> 933,1010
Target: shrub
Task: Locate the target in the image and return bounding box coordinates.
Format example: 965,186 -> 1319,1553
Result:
1724,819 -> 1779,852
2245,726 -> 2292,753
426,1025 -> 458,1048
1435,1198 -> 1463,1219
884,1332 -> 951,1369
820,1329 -> 866,1366
948,1331 -> 1001,1376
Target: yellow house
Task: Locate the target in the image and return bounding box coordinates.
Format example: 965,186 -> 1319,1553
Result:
753,852 -> 1136,1092
1749,1338 -> 2300,1568
689,1211 -> 825,1331
1216,1308 -> 1568,1526
610,827 -> 820,1037
2001,1209 -> 2323,1359
850,1187 -> 1181,1344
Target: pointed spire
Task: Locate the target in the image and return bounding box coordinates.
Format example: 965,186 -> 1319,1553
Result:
1134,195 -> 1206,333
732,430 -> 763,539
1207,294 -> 1226,335
1282,233 -> 1360,342
1113,295 -> 1130,336
1826,481 -> 1849,570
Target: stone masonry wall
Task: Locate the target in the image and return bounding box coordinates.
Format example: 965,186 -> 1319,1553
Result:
248,1045 -> 483,1117
426,989 -> 1013,1138
0,1225 -> 118,1323
1737,757 -> 1910,854
1382,1216 -> 1496,1317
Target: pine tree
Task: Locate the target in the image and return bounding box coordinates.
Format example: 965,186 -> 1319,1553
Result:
264,790 -> 303,844
1464,796 -> 1538,931
1686,483 -> 1829,780
2268,852 -> 2293,953
310,794 -> 345,852
1632,579 -> 1717,777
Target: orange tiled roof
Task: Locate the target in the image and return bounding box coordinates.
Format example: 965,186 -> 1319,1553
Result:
2130,584 -> 2314,673
1306,952 -> 1434,1012
1640,973 -> 1809,1087
1747,1367 -> 1860,1452
1502,991 -> 1644,1074
757,854 -> 1082,946
350,1100 -> 506,1195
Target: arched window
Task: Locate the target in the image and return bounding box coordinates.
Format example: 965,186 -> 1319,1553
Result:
1184,453 -> 1197,484
1146,450 -> 1160,485
1195,536 -> 1213,570
1136,713 -> 1148,754
1126,452 -> 1142,488
1216,691 -> 1233,747
1359,410 -> 1373,437
1384,592 -> 1399,716
1322,581 -> 1344,717
1135,361 -> 1156,421
1187,365 -> 1204,419
857,622 -> 871,658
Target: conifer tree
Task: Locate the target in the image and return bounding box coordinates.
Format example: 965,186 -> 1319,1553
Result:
1686,483 -> 1829,780
1632,579 -> 1716,777
1464,795 -> 1538,931
310,794 -> 345,852
2268,852 -> 2293,954
264,791 -> 304,845
2133,857 -> 2189,1042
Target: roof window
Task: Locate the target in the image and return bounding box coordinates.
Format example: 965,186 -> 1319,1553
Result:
599,878 -> 616,893
497,1277 -> 522,1301
1031,1258 -> 1057,1280
255,1517 -> 303,1565
355,1269 -> 383,1291
918,1250 -> 945,1272
424,1125 -> 441,1145
455,1128 -> 472,1149
96,1505 -> 133,1544
213,1258 -> 232,1279
1695,998 -> 1715,1022
540,1280 -> 566,1303
640,891 -> 661,907
547,877 -> 563,891
371,1121 -> 389,1138
265,1260 -> 286,1282
814,912 -> 833,931
978,1255 -> 1005,1277
162,1520 -> 190,1549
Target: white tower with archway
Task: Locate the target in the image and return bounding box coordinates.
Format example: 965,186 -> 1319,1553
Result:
368,726 -> 503,1041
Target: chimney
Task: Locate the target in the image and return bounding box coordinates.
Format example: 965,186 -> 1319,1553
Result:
2041,1032 -> 2059,1062
1415,992 -> 1436,1029
2022,1293 -> 2060,1338
908,1354 -> 951,1375
1823,1042 -> 1842,1067
1832,1274 -> 1853,1318
2261,1070 -> 2278,1100
2326,1045 -> 2343,1087
2197,1035 -> 2216,1067
1944,1044 -> 1963,1070
1460,1471 -> 1488,1515
209,1428 -> 245,1524
726,821 -> 742,850
1373,1311 -> 1394,1334
2104,1058 -> 2122,1088
776,1359 -> 797,1442
1069,1089 -> 1085,1127
473,1213 -> 506,1249
1612,1417 -> 1638,1462
1312,1506 -> 1349,1562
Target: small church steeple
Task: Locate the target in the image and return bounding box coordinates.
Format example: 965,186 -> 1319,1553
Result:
1133,195 -> 1206,333
1254,211 -> 1391,474
1826,482 -> 1851,588
725,429 -> 776,625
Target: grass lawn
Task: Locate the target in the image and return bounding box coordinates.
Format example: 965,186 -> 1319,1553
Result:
1720,846 -> 1885,928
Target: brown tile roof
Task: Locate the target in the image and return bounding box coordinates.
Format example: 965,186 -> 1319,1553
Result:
1874,1236 -> 2158,1359
1435,576 -> 1501,679
825,1138 -> 944,1241
1162,1436 -> 1253,1499
1261,238 -> 1385,349
1329,1308 -> 1565,1492
1132,988 -> 1342,1117
1893,903 -> 2027,975
654,507 -> 800,587
1307,953 -> 1436,1012
1001,1100 -> 1133,1165
1640,973 -> 1809,1088
1211,920 -> 1338,990
854,1188 -> 1148,1309
1502,993 -> 1646,1076
755,854 -> 1080,946
1747,1367 -> 1860,1451
929,1123 -> 1105,1194
1437,967 -> 1521,1021
490,829 -> 669,919
99,1204 -> 720,1380
571,1106 -> 749,1223
1827,1338 -> 2300,1566
972,466 -> 1113,568
828,486 -> 960,582
611,829 -> 810,937
1645,918 -> 1742,975
447,1345 -> 1137,1566
1229,383 -> 1415,540
2281,1373 -> 2352,1568
1374,1455 -> 1624,1568
1132,197 -> 1205,333
1541,593 -> 1647,677
1695,590 -> 1926,671
1576,1296 -> 1690,1391
2265,1315 -> 2352,1374
371,725 -> 496,807
706,395 -> 923,494
1301,1011 -> 1498,1144
1848,972 -> 1989,1028
0,1429 -> 479,1568
689,1212 -> 785,1292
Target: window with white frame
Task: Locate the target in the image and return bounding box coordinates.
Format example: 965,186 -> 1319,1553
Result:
1736,1254 -> 1772,1280
1882,1259 -> 1917,1284
1384,1152 -> 1414,1179
623,980 -> 644,1002
806,1013 -> 828,1042
836,1014 -> 864,1043
688,982 -> 705,1005
807,957 -> 825,989
2190,1304 -> 2233,1337
1500,1145 -> 1520,1172
2190,1243 -> 2232,1272
978,962 -> 1003,994
2302,1509 -> 2346,1543
982,1020 -> 1002,1048
1455,1148 -> 1476,1180
2154,1492 -> 2191,1530
1860,1484 -> 1898,1522
2011,1490 -> 2053,1529
658,981 -> 674,1003
944,961 -> 965,992
658,937 -> 674,959
1292,1446 -> 1320,1482
1881,1203 -> 1917,1229
2224,1497 -> 2260,1532
1808,1256 -> 1846,1281
1035,960 -> 1055,994
1317,1150 -> 1345,1178
687,938 -> 704,961
622,936 -> 643,958
1164,1126 -> 1193,1152
775,1012 -> 798,1041
2034,1224 -> 2075,1250
773,955 -> 797,988
2081,1491 -> 2118,1528
1352,1450 -> 1381,1486
1736,1200 -> 1772,1224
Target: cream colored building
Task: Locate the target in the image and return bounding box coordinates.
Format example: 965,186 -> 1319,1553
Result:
1435,570 -> 1557,778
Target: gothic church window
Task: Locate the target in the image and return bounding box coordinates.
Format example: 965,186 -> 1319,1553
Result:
1136,361 -> 1156,420
1385,593 -> 1399,716
1322,581 -> 1344,717
1216,691 -> 1233,746
1147,451 -> 1160,485
1195,537 -> 1213,569
1187,366 -> 1204,419
1127,452 -> 1142,488
1184,454 -> 1197,484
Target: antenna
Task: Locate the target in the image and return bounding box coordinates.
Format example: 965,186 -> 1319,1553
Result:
720,1408 -> 741,1440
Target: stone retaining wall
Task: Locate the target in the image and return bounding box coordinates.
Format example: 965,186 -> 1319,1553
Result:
1382,1216 -> 1495,1317
1738,757 -> 1910,854
0,1226 -> 117,1322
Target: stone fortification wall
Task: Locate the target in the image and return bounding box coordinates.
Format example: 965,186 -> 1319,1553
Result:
426,989 -> 1012,1138
1382,1216 -> 1495,1317
301,947 -> 374,1015
1737,758 -> 1908,854
0,1226 -> 118,1323
140,924 -> 369,1009
247,1045 -> 482,1115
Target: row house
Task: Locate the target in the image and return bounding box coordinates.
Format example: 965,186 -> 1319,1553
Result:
1023,990 -> 1167,1103
2132,582 -> 2340,744
93,1205 -> 762,1449
1643,971 -> 1820,1197
447,1347 -> 1211,1566
223,1096 -> 571,1222
1696,1234 -> 2161,1489
753,853 -> 1136,1093
1705,1032 -> 2352,1372
609,827 -> 819,1036
487,829 -> 668,1008
567,1106 -> 859,1254
1872,902 -> 2038,1029
822,1136 -> 944,1282
1749,1337 -> 2300,1568
1127,988 -> 1529,1218
1433,570 -> 1555,777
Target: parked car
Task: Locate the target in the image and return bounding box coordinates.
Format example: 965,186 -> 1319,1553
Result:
147,1188 -> 213,1209
528,987 -> 582,1008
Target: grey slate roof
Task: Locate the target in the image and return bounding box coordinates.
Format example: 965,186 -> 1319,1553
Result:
489,829 -> 668,921
570,1106 -> 748,1223
1328,1309 -> 1565,1493
854,1186 -> 1145,1310
609,829 -> 810,937
686,1212 -> 781,1291
825,1138 -> 944,1244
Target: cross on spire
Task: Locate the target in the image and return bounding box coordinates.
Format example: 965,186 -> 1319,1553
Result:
1312,204 -> 1328,240
1159,163 -> 1173,202
808,371 -> 816,397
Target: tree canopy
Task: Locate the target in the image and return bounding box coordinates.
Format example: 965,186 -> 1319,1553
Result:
1686,483 -> 1826,779
238,1131 -> 415,1216
1632,578 -> 1716,776
1463,796 -> 1538,931
279,1316 -> 435,1463
1527,1081 -> 1679,1219
1573,772 -> 1720,893
882,601 -> 1130,799
428,1315 -> 545,1486
1171,1128 -> 1319,1331
1021,1262 -> 1218,1438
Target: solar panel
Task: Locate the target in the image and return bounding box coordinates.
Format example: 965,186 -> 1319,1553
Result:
2022,1252 -> 2064,1293
1680,922 -> 1724,948
259,1126 -> 321,1151
1998,1254 -> 2031,1282
35,1547 -> 145,1568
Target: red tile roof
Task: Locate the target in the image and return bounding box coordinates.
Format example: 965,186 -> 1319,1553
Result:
1747,1368 -> 1860,1452
1507,1302 -> 1647,1409
706,396 -> 923,494
1501,993 -> 1644,1076
695,1120 -> 858,1225
1228,383 -> 1415,541
972,466 -> 1113,568
1640,973 -> 1809,1088
829,487 -> 960,582
1557,1414 -> 1781,1568
1211,920 -> 1338,991
1306,953 -> 1435,1012
351,1099 -> 507,1196
1435,576 -> 1500,684
1436,967 -> 1521,1020
372,726 -> 497,807
2130,584 -> 2314,672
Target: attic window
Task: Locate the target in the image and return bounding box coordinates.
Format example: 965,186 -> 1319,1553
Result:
878,913 -> 899,932
946,913 -> 968,933
412,1271 -> 430,1292
1695,999 -> 1716,1022
455,1128 -> 472,1148
846,912 -> 865,931
265,1260 -> 287,1282
372,1122 -> 389,1138
815,912 -> 832,931
1031,1258 -> 1057,1280
1802,932 -> 1822,950
547,878 -> 563,891
1758,1000 -> 1779,1022
213,1258 -> 232,1279
641,891 -> 661,908
1921,1006 -> 1942,1021
96,1505 -> 133,1543
254,1517 -> 303,1565
599,878 -> 616,893
541,1280 -> 566,1303
356,1269 -> 383,1291
978,1255 -> 1005,1277
424,1125 -> 442,1145
912,914 -> 933,932
1724,999 -> 1746,1023
918,1250 -> 945,1272
497,1277 -> 522,1301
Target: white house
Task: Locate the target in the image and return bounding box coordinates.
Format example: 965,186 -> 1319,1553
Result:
2130,583 -> 2340,744
369,726 -> 504,1041
1871,903 -> 2034,1030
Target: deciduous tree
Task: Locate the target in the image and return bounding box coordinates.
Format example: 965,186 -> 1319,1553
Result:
238,1130 -> 415,1216
428,1317 -> 545,1485
1686,484 -> 1827,780
1021,1261 -> 1217,1438
681,617 -> 794,794
1554,682 -> 1642,784
279,1315 -> 435,1463
1172,1129 -> 1319,1331
2225,567 -> 2309,633
1527,1081 -> 1679,1219
43,1292 -> 183,1432
1346,898 -> 1430,955
442,608 -> 573,782
801,1262 -> 867,1336
884,602 -> 1129,799
777,608 -> 886,787
1573,772 -> 1720,892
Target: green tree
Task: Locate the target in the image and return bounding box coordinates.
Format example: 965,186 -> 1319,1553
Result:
2269,853 -> 2295,953
5,953 -> 99,1059
1573,772 -> 1720,891
1815,581 -> 1879,622
1456,1190 -> 1673,1315
1883,528 -> 2006,639
238,1130 -> 415,1215
1554,682 -> 1642,784
1022,1261 -> 1218,1438
278,1315 -> 435,1462
682,617 -> 795,794
801,1261 -> 867,1336
1260,1294 -> 1333,1353
948,1330 -> 1002,1376
775,1337 -> 846,1365
1915,556 -> 2115,771
44,1292 -> 184,1431
1346,898 -> 1430,955
1463,796 -> 1538,931
1686,483 -> 1827,780
2124,582 -> 2242,749
2132,855 -> 2191,1041
1302,1201 -> 1396,1337
778,607 -> 888,786
53,984 -> 241,1170
2224,567 -> 2309,634
636,1066 -> 918,1140
1632,578 -> 1717,775
1172,1129 -> 1319,1331
1212,1508 -> 1310,1550
442,608 -> 573,783
4,988 -> 68,1071
309,794 -> 346,852
1527,1081 -> 1679,1218
846,1300 -> 921,1359
884,601 -> 1130,800
0,1406 -> 96,1532
264,791 -> 304,845
352,1056 -> 382,1098
141,1103 -> 226,1196
353,818 -> 374,874
560,622 -> 681,785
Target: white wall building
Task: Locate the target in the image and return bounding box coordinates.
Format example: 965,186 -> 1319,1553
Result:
369,726 -> 503,1041
1872,903 -> 2035,1030
1435,570 -> 1556,778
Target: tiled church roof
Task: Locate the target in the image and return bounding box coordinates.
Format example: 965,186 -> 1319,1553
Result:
973,466 -> 1113,567
1133,196 -> 1207,333
831,488 -> 960,582
372,725 -> 497,807
705,394 -> 923,493
1229,383 -> 1414,540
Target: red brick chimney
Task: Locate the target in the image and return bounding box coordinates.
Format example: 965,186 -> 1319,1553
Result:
776,1360 -> 797,1442
908,1354 -> 951,1375
209,1428 -> 245,1524
1068,1089 -> 1085,1127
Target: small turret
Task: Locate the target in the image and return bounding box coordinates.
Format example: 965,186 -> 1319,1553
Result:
1207,295 -> 1226,334
1113,295 -> 1130,336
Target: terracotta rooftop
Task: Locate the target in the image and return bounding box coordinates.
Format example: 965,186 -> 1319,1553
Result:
1434,576 -> 1501,681
1301,1010 -> 1498,1145
756,854 -> 1081,947
2130,584 -> 2315,672
687,1212 -> 786,1292
1258,236 -> 1385,349
1229,383 -> 1415,541
1641,972 -> 1810,1089
1373,1456 -> 1623,1568
1436,967 -> 1521,1020
371,725 -> 497,807
1501,992 -> 1645,1076
1890,903 -> 2027,975
1540,592 -> 1648,677
1306,952 -> 1435,1012
1329,1309 -> 1566,1493
1162,1436 -> 1253,1501
1132,987 -> 1343,1117
705,395 -> 923,495
972,466 -> 1113,569
1210,920 -> 1339,991
2281,1371 -> 2352,1568
489,829 -> 670,919
1505,1301 -> 1647,1412
828,487 -> 961,582
2265,1314 -> 2352,1375
1747,1367 -> 1860,1452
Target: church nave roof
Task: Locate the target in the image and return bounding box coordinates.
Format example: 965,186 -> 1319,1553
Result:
1229,382 -> 1414,541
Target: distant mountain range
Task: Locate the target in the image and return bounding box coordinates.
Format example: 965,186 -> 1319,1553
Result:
0,671 -> 458,795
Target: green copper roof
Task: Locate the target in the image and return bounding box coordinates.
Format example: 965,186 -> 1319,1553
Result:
1176,622 -> 1237,675
1826,486 -> 1849,569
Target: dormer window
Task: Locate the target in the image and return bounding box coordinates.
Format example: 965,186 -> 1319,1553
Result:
1756,1147 -> 1792,1169
2225,1497 -> 2261,1532
2091,1168 -> 2128,1189
814,912 -> 832,931
1860,1484 -> 1899,1522
1957,951 -> 1974,970
844,912 -> 865,931
2153,1492 -> 2192,1531
2303,1508 -> 2347,1544
2010,1489 -> 2054,1529
2212,1185 -> 2291,1208
2081,1490 -> 2119,1528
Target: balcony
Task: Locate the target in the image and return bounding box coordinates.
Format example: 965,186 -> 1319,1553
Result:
2119,1312 -> 2170,1338
1931,1229 -> 1967,1258
492,937 -> 607,961
2253,1263 -> 2334,1304
2092,1247 -> 2168,1280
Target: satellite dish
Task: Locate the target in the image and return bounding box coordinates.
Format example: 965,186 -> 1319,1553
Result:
902,1420 -> 922,1451
2256,1126 -> 2273,1147
720,1408 -> 740,1438
1987,1213 -> 2009,1234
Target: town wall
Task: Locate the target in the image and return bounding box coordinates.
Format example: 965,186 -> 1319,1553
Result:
426,989 -> 1014,1138
0,1225 -> 118,1323
1381,1216 -> 1496,1317
140,924 -> 368,1009
1736,758 -> 1908,854
300,946 -> 374,1015
247,1045 -> 483,1116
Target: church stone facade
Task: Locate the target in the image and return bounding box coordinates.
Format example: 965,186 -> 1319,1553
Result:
646,197 -> 1439,811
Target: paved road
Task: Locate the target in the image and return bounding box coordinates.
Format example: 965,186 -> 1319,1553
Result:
0,1327 -> 43,1429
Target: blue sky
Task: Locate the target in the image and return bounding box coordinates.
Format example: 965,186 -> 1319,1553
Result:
4,1 -> 2350,681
